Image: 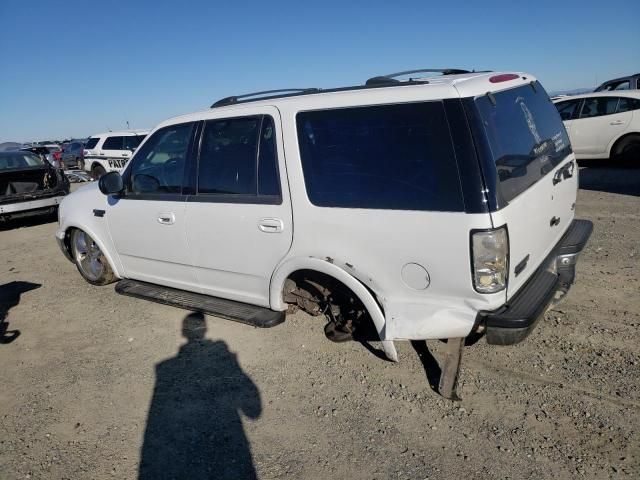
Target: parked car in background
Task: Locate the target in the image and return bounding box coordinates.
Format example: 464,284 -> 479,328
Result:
83,130 -> 148,178
0,151 -> 69,221
554,91 -> 640,161
43,144 -> 63,166
56,69 -> 592,398
20,146 -> 61,168
594,73 -> 640,92
61,141 -> 84,169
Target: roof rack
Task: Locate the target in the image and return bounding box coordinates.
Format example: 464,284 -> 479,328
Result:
211,88 -> 320,108
365,68 -> 472,86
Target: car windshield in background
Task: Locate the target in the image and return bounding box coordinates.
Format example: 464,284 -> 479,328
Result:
85,138 -> 100,149
0,152 -> 46,170
296,102 -> 463,211
474,82 -> 572,203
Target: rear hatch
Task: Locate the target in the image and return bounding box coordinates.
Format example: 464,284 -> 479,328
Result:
467,82 -> 577,298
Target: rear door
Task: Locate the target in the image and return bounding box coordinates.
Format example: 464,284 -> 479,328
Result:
101,136 -> 130,170
471,83 -> 577,298
571,97 -> 632,156
184,108 -> 293,307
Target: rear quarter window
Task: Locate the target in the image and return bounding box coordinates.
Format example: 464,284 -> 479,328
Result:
85,137 -> 100,149
473,83 -> 572,203
296,102 -> 464,211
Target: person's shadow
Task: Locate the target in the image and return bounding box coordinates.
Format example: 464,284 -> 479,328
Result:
139,313 -> 262,480
1,281 -> 41,344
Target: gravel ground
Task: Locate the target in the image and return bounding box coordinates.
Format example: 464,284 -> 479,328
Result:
1,164 -> 638,480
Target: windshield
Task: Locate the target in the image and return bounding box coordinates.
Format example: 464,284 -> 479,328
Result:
0,152 -> 46,170
473,82 -> 572,203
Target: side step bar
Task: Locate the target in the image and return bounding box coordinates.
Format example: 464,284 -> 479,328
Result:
115,279 -> 285,328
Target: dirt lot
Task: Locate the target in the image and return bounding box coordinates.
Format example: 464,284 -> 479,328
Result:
1,164 -> 639,480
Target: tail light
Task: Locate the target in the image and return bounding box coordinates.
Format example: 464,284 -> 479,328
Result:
471,226 -> 509,293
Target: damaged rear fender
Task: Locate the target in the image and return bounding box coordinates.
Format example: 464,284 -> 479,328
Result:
269,257 -> 398,362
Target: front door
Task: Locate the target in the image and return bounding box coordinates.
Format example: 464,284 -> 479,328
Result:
184,109 -> 293,307
107,122 -> 200,291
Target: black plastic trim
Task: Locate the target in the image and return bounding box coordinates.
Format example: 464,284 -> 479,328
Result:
483,219 -> 593,344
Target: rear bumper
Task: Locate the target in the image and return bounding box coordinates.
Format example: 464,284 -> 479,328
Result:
0,195 -> 65,218
482,219 -> 593,345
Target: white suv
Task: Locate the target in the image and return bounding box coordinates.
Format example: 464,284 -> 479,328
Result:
83,130 -> 148,178
56,69 -> 592,398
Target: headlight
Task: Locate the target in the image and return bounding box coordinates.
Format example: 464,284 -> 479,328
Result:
471,226 -> 509,294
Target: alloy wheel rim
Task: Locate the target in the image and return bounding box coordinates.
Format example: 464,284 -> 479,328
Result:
74,231 -> 105,281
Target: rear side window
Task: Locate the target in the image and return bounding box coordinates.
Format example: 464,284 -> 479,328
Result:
102,136 -> 125,150
474,82 -> 572,203
197,115 -> 281,200
296,102 -> 463,211
617,97 -> 640,112
85,137 -> 99,149
580,97 -> 619,118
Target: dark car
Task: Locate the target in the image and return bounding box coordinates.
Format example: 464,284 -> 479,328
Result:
595,73 -> 640,92
60,141 -> 84,169
0,151 -> 70,222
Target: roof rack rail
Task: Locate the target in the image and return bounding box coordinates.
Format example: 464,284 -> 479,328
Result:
365,68 -> 472,86
211,88 -> 320,108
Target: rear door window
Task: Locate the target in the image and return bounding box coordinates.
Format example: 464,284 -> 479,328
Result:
616,97 -> 640,113
473,82 -> 572,203
102,136 -> 125,150
579,97 -> 619,118
123,135 -> 146,150
296,102 -> 463,211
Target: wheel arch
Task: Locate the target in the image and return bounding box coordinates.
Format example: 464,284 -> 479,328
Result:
270,257 -> 398,362
608,131 -> 640,158
62,223 -> 124,279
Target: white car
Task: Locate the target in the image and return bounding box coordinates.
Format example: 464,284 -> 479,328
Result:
56,69 -> 592,398
553,91 -> 640,160
83,130 -> 148,179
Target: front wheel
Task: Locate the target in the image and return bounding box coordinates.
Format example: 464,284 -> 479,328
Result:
70,229 -> 116,285
77,158 -> 84,170
91,164 -> 106,179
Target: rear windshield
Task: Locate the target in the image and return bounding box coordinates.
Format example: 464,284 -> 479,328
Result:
0,152 -> 45,170
296,102 -> 463,211
474,83 -> 572,203
85,137 -> 99,149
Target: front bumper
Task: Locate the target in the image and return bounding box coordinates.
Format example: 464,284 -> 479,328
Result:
55,229 -> 74,262
482,219 -> 593,345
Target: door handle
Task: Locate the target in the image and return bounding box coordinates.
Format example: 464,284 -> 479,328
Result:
158,212 -> 175,225
610,120 -> 624,125
258,218 -> 284,233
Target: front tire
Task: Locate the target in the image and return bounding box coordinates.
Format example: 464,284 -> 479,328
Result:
91,164 -> 106,179
70,229 -> 116,285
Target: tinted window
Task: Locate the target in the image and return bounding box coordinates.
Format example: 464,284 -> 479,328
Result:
128,123 -> 194,195
197,115 -> 281,199
257,117 -> 280,196
296,102 -> 463,211
555,99 -> 581,120
102,136 -> 124,150
580,97 -> 619,118
85,137 -> 99,149
123,135 -> 146,150
0,152 -> 45,170
474,83 -> 572,203
617,97 -> 640,113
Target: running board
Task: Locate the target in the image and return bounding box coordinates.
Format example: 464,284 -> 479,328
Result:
115,279 -> 285,328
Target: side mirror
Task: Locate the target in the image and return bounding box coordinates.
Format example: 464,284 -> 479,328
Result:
98,171 -> 124,195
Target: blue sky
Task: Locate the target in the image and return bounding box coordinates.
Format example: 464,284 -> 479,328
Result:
1,0 -> 638,142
